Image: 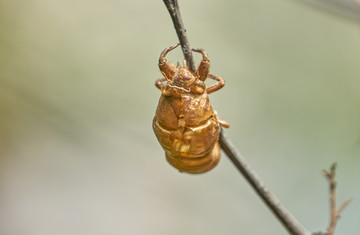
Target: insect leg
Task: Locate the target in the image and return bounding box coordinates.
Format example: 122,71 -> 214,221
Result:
214,110 -> 230,128
155,78 -> 167,90
192,48 -> 210,82
206,74 -> 225,94
159,43 -> 180,82
218,119 -> 230,128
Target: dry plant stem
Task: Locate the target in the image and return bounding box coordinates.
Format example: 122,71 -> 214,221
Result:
219,130 -> 310,235
323,163 -> 351,235
163,0 -> 196,72
162,1 -> 310,234
161,2 -> 352,234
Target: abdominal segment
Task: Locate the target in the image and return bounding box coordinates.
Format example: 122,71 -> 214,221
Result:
153,115 -> 220,173
165,141 -> 220,174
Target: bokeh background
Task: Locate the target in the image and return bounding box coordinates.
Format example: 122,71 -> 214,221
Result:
1,0 -> 359,234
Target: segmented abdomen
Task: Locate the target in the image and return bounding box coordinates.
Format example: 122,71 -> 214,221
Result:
153,115 -> 220,173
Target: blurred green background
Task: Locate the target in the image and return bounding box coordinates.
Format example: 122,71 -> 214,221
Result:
0,0 -> 359,234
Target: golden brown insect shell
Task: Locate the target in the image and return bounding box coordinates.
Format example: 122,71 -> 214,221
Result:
153,80 -> 221,174
153,44 -> 227,174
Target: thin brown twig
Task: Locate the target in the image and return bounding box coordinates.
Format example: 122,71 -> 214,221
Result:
219,130 -> 310,235
323,163 -> 351,235
162,1 -> 310,234
161,1 -> 351,235
302,0 -> 360,21
337,199 -> 352,216
163,0 -> 196,72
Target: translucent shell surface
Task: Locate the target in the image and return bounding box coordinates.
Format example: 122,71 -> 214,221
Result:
153,44 -> 228,174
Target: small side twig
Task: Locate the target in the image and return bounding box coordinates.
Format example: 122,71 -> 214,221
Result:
322,163 -> 351,235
